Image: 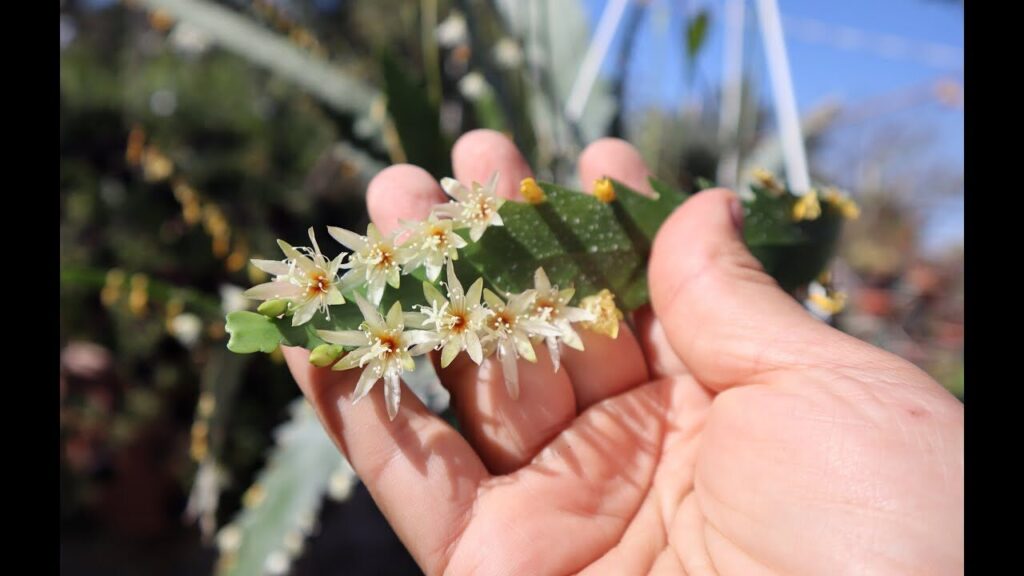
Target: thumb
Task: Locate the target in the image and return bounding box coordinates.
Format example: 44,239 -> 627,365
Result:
648,188 -> 865,390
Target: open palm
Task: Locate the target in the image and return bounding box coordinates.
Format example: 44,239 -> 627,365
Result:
284,132 -> 963,575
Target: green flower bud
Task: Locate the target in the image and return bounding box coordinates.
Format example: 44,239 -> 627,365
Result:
257,299 -> 289,317
309,344 -> 344,368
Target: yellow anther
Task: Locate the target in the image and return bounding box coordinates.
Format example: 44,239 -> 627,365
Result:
128,273 -> 149,316
823,187 -> 861,220
751,167 -> 785,196
792,189 -> 822,222
519,177 -> 546,204
592,178 -> 616,203
101,268 -> 126,307
809,290 -> 847,315
580,289 -> 624,339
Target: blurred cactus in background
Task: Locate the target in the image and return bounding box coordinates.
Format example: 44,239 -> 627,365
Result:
60,0 -> 962,574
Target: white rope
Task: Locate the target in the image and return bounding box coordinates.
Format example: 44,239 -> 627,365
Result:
717,0 -> 747,189
755,0 -> 811,194
565,0 -> 631,124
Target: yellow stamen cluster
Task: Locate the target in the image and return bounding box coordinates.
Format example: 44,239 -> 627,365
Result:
127,129 -> 248,271
792,189 -> 822,222
519,177 -> 546,204
593,177 -> 616,203
751,167 -> 785,196
579,289 -> 623,339
242,483 -> 266,509
190,420 -> 209,461
252,0 -> 329,57
823,187 -> 861,220
129,273 -> 150,316
809,290 -> 847,315
147,9 -> 175,33
101,268 -> 126,307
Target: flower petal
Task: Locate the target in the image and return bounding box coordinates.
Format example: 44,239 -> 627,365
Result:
243,281 -> 301,300
366,275 -> 387,306
327,226 -> 367,251
327,287 -> 346,306
465,278 -> 484,308
291,299 -> 319,326
384,374 -> 401,421
441,177 -> 468,200
514,332 -> 536,362
423,281 -> 447,308
534,267 -> 551,292
354,293 -> 386,332
317,330 -> 368,347
352,367 -> 379,403
440,340 -> 460,368
464,330 -> 483,364
483,288 -> 505,309
498,340 -> 519,399
333,347 -> 371,371
386,301 -> 404,330
277,240 -> 316,274
250,259 -> 291,276
403,329 -> 437,347
546,337 -> 561,372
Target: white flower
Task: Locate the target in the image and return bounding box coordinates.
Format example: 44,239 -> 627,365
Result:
458,71 -> 490,100
317,295 -> 434,420
411,260 -> 487,367
219,284 -> 248,314
434,173 -> 505,241
480,288 -> 559,399
396,215 -> 468,281
492,38 -> 524,69
435,10 -> 467,48
169,313 -> 202,348
806,281 -> 847,321
328,223 -> 401,305
529,268 -> 594,372
243,228 -> 345,326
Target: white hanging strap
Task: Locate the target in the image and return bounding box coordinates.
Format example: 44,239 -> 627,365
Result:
717,0 -> 747,189
565,0 -> 631,124
754,0 -> 811,194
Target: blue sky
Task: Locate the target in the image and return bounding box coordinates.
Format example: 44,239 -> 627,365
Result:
583,0 -> 964,253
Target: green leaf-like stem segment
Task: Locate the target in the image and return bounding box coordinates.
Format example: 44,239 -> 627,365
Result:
225,178 -> 842,354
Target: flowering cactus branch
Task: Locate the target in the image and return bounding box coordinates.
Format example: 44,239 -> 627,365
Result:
226,169 -> 858,419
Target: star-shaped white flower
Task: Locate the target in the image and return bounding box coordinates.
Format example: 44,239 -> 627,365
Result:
243,228 -> 345,326
316,295 -> 433,420
433,173 -> 505,241
396,215 -> 468,281
411,260 -> 487,367
328,223 -> 401,305
480,288 -> 559,399
529,268 -> 594,372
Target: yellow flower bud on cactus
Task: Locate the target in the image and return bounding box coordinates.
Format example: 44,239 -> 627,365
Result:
519,177 -> 546,204
792,189 -> 822,222
592,177 -> 616,203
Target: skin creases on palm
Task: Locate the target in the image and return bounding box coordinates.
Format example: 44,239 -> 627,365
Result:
284,132 -> 964,576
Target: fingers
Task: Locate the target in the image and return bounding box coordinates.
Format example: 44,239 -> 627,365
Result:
446,129 -> 579,473
578,137 -> 656,196
556,138 -> 653,409
439,347 -> 578,474
283,346 -> 487,575
366,164 -> 447,235
647,188 -> 891,390
452,129 -> 533,199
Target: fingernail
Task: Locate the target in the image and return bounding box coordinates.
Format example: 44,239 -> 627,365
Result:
729,196 -> 745,231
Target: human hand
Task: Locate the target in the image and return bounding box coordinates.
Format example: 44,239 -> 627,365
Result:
283,131 -> 964,575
